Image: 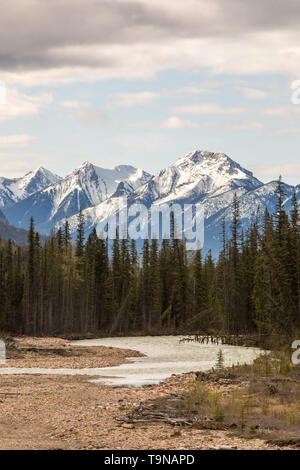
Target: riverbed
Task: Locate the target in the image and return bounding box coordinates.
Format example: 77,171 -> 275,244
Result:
0,335 -> 261,387
73,336 -> 261,386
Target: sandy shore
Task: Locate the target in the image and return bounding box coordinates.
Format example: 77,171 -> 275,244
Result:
0,337 -> 293,450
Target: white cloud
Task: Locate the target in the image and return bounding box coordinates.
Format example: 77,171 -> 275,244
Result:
0,88 -> 52,120
109,85 -> 217,109
2,34 -> 300,88
75,107 -> 110,125
0,153 -> 48,177
276,126 -> 300,135
109,92 -> 158,108
117,133 -> 167,153
60,100 -> 110,125
172,103 -> 245,115
163,116 -> 262,131
60,100 -> 89,109
167,85 -> 218,97
226,121 -> 263,132
249,163 -> 300,181
263,107 -> 290,117
0,134 -> 35,148
162,116 -> 202,129
262,106 -> 300,119
1,2 -> 300,86
240,87 -> 267,100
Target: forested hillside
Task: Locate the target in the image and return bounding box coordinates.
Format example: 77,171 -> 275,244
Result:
0,210 -> 28,244
0,178 -> 299,338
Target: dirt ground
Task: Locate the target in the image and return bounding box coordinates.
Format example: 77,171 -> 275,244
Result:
0,336 -> 142,369
0,337 -> 294,450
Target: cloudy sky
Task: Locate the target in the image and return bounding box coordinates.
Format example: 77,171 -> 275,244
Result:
0,0 -> 300,184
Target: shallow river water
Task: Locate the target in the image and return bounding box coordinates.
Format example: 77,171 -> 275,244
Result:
0,336 -> 261,387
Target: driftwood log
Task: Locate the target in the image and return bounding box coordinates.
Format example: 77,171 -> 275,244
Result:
115,396 -> 229,430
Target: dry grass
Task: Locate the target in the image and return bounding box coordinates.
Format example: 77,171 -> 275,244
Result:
177,350 -> 300,445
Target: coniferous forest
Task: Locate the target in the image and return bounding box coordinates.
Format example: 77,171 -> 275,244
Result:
0,178 -> 299,339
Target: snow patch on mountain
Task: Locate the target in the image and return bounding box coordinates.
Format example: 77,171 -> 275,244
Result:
59,150 -> 299,256
0,167 -> 61,208
3,161 -> 151,232
132,150 -> 262,207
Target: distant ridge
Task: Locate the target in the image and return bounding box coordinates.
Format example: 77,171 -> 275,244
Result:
0,209 -> 28,244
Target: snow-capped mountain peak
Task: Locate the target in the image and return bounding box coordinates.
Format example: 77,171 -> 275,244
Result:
173,150 -> 257,183
16,166 -> 62,196
3,161 -> 152,231
0,167 -> 61,208
79,160 -> 91,167
67,161 -> 152,201
133,150 -> 262,206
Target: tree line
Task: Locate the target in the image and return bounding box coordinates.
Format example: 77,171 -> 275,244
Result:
0,178 -> 299,338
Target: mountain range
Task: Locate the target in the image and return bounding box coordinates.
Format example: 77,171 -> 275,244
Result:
1,151 -> 299,254
3,162 -> 151,234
